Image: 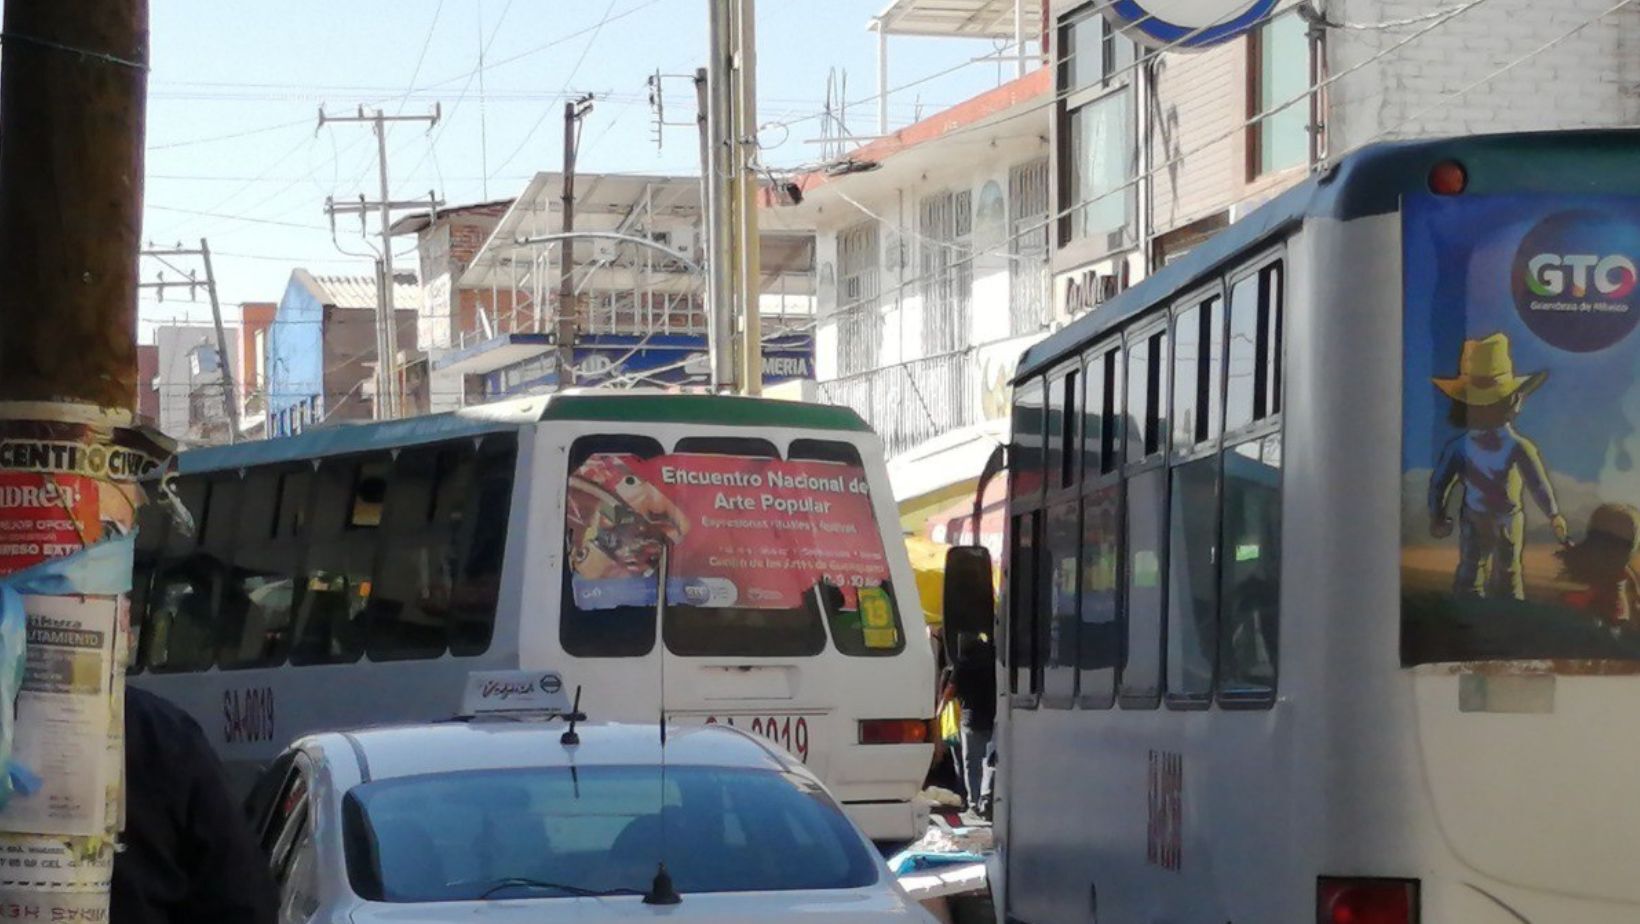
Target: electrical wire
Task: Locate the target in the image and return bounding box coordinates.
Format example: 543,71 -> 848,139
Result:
489,0 -> 622,182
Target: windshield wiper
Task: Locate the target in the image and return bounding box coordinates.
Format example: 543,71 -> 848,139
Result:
478,878 -> 642,900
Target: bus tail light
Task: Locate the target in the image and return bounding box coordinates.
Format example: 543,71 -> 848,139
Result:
1428,159 -> 1467,195
858,719 -> 932,745
1317,877 -> 1419,924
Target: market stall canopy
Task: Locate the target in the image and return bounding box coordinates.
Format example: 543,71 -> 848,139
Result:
904,535 -> 950,626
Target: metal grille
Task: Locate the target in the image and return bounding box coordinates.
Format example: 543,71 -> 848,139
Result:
817,352 -> 977,458
918,189 -> 973,358
835,220 -> 882,377
1009,157 -> 1052,336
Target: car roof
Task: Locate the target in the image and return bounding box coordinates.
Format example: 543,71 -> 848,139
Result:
309,720 -> 800,783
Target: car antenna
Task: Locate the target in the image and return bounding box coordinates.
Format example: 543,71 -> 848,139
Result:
559,685 -> 584,747
643,544 -> 682,906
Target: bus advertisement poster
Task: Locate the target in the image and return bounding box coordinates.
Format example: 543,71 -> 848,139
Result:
565,452 -> 892,611
1401,193 -> 1640,667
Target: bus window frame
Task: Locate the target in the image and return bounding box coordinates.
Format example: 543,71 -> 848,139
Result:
1007,374 -> 1049,709
1041,358 -> 1084,710
1077,340 -> 1124,711
1164,282 -> 1227,711
1117,317 -> 1171,710
1216,245 -> 1286,710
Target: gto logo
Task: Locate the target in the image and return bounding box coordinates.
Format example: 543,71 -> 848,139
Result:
1525,253 -> 1638,298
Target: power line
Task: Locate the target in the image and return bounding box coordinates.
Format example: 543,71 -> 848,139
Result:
489,0 -> 621,181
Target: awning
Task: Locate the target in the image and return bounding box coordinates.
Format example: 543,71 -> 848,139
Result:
904,535 -> 950,627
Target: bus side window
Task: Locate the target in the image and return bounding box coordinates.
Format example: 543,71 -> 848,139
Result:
1078,344 -> 1122,709
147,476 -> 229,673
366,445 -> 466,662
449,435 -> 518,657
1007,512 -> 1041,696
561,435 -> 666,658
219,468 -> 302,670
290,456 -> 385,666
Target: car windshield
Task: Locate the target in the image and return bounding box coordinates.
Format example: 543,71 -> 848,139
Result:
342,764 -> 880,902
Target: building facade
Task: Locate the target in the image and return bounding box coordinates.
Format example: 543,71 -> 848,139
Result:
264,270 -> 419,438
152,323 -> 243,446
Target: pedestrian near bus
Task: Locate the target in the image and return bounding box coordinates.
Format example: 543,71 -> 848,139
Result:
945,631 -> 996,815
111,686 -> 278,924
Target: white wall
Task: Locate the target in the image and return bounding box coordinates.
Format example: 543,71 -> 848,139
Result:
1327,0 -> 1640,153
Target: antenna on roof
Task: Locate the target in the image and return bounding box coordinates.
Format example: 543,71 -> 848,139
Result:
559,685 -> 584,746
643,544 -> 682,906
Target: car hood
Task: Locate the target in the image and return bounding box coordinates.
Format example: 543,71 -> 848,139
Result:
348,887 -> 937,923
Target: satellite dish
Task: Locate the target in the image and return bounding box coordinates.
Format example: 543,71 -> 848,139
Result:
1104,0 -> 1280,50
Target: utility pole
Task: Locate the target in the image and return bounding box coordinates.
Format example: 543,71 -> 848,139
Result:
556,94 -> 594,392
318,104 -> 441,418
0,0 -> 168,918
138,239 -> 242,443
732,0 -> 762,396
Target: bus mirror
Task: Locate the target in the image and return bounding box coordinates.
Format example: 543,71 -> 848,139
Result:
942,546 -> 995,642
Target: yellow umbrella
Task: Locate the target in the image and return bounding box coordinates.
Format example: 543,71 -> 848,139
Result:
903,535 -> 950,626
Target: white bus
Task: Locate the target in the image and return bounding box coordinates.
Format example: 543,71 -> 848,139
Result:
129,391 -> 936,844
953,130 -> 1640,923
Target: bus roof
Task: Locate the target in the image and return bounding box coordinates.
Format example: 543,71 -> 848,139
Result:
179,392 -> 870,474
1016,129 -> 1640,381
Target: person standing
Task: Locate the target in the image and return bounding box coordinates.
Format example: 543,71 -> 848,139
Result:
112,686 -> 278,923
948,632 -> 996,816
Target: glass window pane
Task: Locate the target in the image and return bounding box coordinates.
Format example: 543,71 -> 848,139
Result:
219,469 -> 298,669
1060,371 -> 1079,490
1265,263 -> 1284,418
1062,12 -> 1104,91
450,436 -> 517,657
1102,348 -> 1123,473
1120,469 -> 1166,704
276,468 -> 311,539
1226,274 -> 1260,431
1042,500 -> 1080,702
1257,13 -> 1309,174
1082,353 -> 1105,480
1077,484 -> 1121,707
1011,380 -> 1046,502
1147,330 -> 1169,457
1173,305 -> 1201,451
560,436 -> 664,658
1126,337 -> 1148,463
1166,457 -> 1219,700
1069,91 -> 1135,242
1008,513 -> 1038,694
1205,296 -> 1225,441
1045,374 -> 1066,493
1219,435 -> 1282,701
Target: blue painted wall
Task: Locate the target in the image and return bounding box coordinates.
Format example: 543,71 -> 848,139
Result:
266,275 -> 324,437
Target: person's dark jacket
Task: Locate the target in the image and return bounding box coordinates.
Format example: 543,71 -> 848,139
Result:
112,687 -> 278,924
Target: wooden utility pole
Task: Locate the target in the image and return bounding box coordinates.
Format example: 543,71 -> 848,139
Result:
556,94 -> 593,391
0,0 -> 167,918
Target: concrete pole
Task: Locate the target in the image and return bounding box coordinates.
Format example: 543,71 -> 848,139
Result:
733,0 -> 762,396
557,100 -> 581,391
0,0 -> 166,918
198,239 -> 240,443
374,115 -> 400,418
875,20 -> 889,136
706,2 -> 738,391
1015,0 -> 1028,78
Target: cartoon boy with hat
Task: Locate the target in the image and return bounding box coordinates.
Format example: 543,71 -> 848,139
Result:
1428,332 -> 1568,600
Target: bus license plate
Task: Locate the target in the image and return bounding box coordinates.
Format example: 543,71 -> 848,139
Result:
703,714 -> 810,762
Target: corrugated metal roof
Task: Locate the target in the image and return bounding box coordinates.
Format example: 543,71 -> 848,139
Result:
876,0 -> 1028,37
292,269 -> 422,311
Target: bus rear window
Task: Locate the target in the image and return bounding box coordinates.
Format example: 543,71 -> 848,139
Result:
562,437 -> 904,658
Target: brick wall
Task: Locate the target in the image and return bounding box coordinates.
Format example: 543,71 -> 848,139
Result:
1326,0 -> 1640,153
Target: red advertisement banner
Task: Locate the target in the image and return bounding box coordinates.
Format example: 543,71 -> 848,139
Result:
0,473 -> 101,574
565,453 -> 892,611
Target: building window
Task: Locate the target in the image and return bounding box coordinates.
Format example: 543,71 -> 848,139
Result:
834,220 -> 882,377
1009,158 -> 1052,336
918,189 -> 973,358
1249,10 -> 1310,177
188,344 -> 221,377
1058,5 -> 1138,251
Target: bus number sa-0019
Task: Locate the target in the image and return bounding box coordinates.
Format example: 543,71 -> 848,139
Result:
704,714 -> 810,762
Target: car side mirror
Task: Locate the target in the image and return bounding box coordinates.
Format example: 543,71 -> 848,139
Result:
942,546 -> 995,660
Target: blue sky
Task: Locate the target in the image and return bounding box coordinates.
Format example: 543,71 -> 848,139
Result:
137,0 -> 1017,339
